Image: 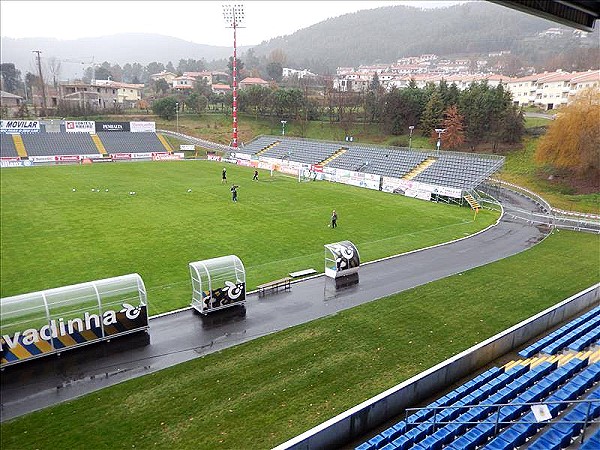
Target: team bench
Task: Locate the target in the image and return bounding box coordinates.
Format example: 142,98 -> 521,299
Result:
256,277 -> 292,297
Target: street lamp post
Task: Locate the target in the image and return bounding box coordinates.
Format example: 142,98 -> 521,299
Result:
435,128 -> 446,153
281,120 -> 287,136
408,125 -> 414,150
175,102 -> 179,133
223,4 -> 245,149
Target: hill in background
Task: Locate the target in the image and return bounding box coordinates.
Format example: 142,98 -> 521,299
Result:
2,2 -> 597,79
249,2 -> 597,73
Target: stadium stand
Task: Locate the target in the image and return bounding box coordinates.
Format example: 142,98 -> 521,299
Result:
21,132 -> 99,156
254,137 -> 342,165
96,131 -> 169,154
326,145 -> 426,178
354,306 -> 600,450
519,306 -> 600,358
0,133 -> 19,158
412,153 -> 504,190
244,136 -> 504,192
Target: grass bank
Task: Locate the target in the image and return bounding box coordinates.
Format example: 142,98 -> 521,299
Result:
1,230 -> 598,449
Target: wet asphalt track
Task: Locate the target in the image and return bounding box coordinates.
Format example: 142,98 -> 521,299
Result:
0,189 -> 550,422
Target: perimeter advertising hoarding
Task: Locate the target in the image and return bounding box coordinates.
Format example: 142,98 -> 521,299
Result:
130,121 -> 156,133
65,121 -> 95,133
152,153 -> 182,161
95,122 -> 130,132
381,177 -> 462,199
326,167 -> 380,190
1,160 -> 32,168
0,120 -> 40,134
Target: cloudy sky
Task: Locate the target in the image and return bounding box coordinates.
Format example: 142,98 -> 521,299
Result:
1,1 -> 468,46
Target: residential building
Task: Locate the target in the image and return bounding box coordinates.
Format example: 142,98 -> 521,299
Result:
282,68 -> 317,79
183,72 -> 212,84
0,91 -> 23,111
93,80 -> 144,106
239,77 -> 269,90
212,83 -> 231,94
150,71 -> 177,84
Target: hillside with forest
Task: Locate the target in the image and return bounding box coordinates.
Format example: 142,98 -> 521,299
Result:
3,2 -> 598,80
250,2 -> 598,73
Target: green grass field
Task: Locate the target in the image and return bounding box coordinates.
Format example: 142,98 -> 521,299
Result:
1,230 -> 598,449
0,160 -> 497,315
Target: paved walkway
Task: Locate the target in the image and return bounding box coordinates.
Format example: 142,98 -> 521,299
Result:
0,190 -> 549,422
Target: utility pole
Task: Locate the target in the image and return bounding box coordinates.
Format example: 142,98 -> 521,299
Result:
33,50 -> 47,116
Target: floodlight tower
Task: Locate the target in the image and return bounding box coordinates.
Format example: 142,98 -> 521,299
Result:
435,128 -> 446,153
223,3 -> 245,148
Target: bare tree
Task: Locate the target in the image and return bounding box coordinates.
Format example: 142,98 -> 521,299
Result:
47,57 -> 62,88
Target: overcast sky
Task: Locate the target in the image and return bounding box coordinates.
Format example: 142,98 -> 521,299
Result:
1,1 -> 468,47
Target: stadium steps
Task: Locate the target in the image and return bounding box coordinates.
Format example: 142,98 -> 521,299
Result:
12,134 -> 28,158
156,133 -> 173,153
464,193 -> 481,210
402,157 -> 437,180
255,141 -> 280,156
319,147 -> 348,166
91,134 -> 108,155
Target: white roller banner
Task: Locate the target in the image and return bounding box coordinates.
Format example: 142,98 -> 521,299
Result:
130,121 -> 156,133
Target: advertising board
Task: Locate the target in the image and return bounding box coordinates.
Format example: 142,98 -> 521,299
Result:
112,153 -> 133,160
65,121 -> 95,133
95,122 -> 130,132
152,153 -> 182,161
131,152 -> 154,159
130,121 -> 156,133
0,120 -> 40,134
180,144 -> 195,151
1,160 -> 32,168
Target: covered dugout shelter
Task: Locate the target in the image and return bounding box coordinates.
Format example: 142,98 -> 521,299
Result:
0,273 -> 148,368
189,255 -> 246,314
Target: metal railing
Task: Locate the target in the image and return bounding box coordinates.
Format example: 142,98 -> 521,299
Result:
404,397 -> 600,444
482,179 -> 600,234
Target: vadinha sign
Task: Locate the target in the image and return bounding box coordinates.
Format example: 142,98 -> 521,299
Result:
0,303 -> 145,352
0,120 -> 40,134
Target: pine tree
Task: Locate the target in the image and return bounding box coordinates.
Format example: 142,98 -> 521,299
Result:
420,91 -> 444,137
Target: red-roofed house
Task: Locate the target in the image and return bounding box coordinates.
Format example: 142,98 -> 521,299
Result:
183,72 -> 212,84
212,83 -> 231,94
239,77 -> 269,90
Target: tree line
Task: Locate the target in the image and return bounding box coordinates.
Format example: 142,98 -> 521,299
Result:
152,77 -> 524,151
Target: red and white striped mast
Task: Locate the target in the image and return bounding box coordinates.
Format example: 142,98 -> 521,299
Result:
223,4 -> 245,149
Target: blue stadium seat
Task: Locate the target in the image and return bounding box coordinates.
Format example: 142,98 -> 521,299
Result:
527,435 -> 563,450
579,428 -> 600,450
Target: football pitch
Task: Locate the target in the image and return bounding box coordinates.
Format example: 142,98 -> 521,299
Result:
1,160 -> 498,315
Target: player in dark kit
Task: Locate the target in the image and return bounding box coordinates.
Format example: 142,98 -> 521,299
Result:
252,170 -> 259,181
230,184 -> 239,202
331,210 -> 338,228
222,168 -> 227,184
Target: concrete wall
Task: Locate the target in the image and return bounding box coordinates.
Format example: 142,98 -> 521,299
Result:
274,283 -> 600,450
